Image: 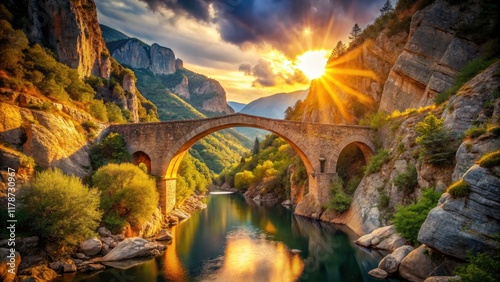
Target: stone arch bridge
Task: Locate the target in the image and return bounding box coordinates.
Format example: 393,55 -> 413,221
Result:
107,113 -> 375,214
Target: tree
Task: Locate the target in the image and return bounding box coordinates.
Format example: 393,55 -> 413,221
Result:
328,41 -> 347,63
349,23 -> 362,42
19,169 -> 102,254
416,113 -> 455,164
252,137 -> 260,155
380,0 -> 394,16
92,163 -> 159,233
234,170 -> 255,190
90,132 -> 131,169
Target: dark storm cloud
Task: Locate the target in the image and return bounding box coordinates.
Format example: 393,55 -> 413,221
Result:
139,0 -> 385,56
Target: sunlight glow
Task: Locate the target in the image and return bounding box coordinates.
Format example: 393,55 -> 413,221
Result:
296,50 -> 329,79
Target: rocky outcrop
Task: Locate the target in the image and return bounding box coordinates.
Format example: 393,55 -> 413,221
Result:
0,100 -> 104,177
302,28 -> 408,124
17,264 -> 58,282
399,245 -> 454,282
80,238 -> 102,256
173,75 -> 190,99
378,245 -> 414,274
191,79 -> 232,114
122,74 -> 140,123
27,0 -> 110,78
109,40 -> 176,75
418,164 -> 500,260
294,194 -> 323,219
443,61 -> 500,133
379,0 -> 480,112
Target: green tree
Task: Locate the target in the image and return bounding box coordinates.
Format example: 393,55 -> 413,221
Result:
416,113 -> 455,164
105,102 -> 127,124
234,170 -> 255,190
393,189 -> 441,245
89,100 -> 108,122
90,132 -> 131,169
284,99 -> 305,121
380,0 -> 394,15
252,137 -> 260,155
92,163 -> 159,233
19,169 -> 102,254
349,23 -> 362,42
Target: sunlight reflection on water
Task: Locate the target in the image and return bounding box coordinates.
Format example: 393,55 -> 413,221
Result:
210,191 -> 236,195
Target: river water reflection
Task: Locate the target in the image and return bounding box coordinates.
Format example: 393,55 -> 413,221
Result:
68,192 -> 383,281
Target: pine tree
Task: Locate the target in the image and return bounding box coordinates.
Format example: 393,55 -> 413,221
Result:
380,0 -> 394,16
252,137 -> 260,155
349,23 -> 362,43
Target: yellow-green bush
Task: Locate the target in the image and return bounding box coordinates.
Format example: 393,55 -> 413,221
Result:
19,169 -> 102,254
92,163 -> 159,233
447,180 -> 471,198
477,150 -> 500,168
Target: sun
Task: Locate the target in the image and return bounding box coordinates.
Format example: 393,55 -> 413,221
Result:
296,50 -> 329,80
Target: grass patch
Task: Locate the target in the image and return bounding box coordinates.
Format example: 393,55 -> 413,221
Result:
477,150 -> 500,168
434,58 -> 494,105
465,126 -> 487,139
365,149 -> 391,175
447,180 -> 471,198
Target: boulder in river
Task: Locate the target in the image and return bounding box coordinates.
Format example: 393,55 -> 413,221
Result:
80,237 -> 102,256
101,237 -> 163,261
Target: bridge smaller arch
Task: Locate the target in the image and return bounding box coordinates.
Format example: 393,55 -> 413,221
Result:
108,113 -> 375,214
132,151 -> 152,174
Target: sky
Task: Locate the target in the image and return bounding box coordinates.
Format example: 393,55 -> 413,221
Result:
95,0 -> 386,103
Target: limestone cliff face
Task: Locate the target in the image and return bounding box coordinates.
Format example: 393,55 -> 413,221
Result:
122,74 -> 140,123
191,79 -> 232,114
379,0 -> 480,112
0,99 -> 104,178
302,25 -> 407,124
27,0 -> 110,78
109,40 -> 176,75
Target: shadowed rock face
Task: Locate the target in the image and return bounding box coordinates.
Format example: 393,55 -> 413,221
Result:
379,0 -> 480,112
418,165 -> 500,260
27,0 -> 111,78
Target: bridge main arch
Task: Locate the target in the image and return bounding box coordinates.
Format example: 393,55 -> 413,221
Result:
108,113 -> 375,215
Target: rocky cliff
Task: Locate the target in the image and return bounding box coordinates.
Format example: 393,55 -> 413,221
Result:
26,0 -> 111,78
103,25 -> 233,116
379,0 -> 480,112
300,0 -> 490,124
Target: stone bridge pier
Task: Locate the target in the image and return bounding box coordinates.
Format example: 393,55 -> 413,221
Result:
108,113 -> 375,215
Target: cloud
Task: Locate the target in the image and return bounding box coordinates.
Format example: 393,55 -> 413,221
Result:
138,0 -> 386,57
239,59 -> 309,88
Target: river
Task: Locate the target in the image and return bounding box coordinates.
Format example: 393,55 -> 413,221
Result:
65,192 -> 384,281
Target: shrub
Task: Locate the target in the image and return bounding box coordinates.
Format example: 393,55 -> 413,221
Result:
465,126 -> 486,139
447,180 -> 471,198
477,150 -> 500,168
416,113 -> 455,164
393,189 -> 441,245
89,100 -> 108,122
378,189 -> 390,210
92,163 -> 159,233
81,120 -> 99,132
176,153 -> 211,203
393,165 -> 418,195
90,132 -> 131,170
365,149 -> 391,175
359,111 -> 388,129
453,251 -> 500,282
19,169 -> 102,254
105,102 -> 126,124
328,178 -> 351,213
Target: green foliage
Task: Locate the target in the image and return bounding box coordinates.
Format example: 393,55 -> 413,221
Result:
90,132 -> 131,170
284,99 -> 305,121
453,249 -> 500,282
365,149 -> 391,175
328,179 -> 352,213
465,126 -> 487,139
359,111 -> 388,129
176,153 -> 212,203
252,137 -> 260,155
89,100 -> 108,122
393,165 -> 418,195
393,189 -> 441,245
105,102 -> 126,123
81,120 -> 99,132
434,58 -> 494,105
19,169 -> 102,253
477,150 -> 500,168
415,113 -> 455,165
378,189 -> 391,209
92,163 -> 159,233
447,180 -> 471,198
26,102 -> 53,111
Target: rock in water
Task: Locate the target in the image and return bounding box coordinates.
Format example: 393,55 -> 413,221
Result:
368,268 -> 388,279
154,229 -> 173,241
355,225 -> 406,251
101,238 -> 160,261
378,245 -> 414,273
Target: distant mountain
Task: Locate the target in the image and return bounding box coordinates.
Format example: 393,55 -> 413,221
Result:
240,89 -> 308,119
100,24 -> 129,42
228,101 -> 247,112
